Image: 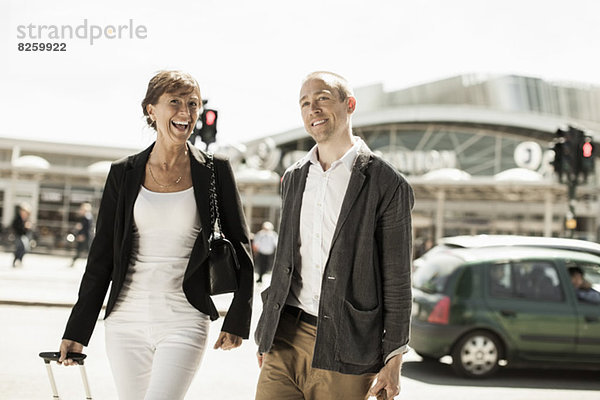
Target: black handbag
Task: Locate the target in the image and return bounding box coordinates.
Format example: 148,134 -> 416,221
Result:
206,153 -> 240,295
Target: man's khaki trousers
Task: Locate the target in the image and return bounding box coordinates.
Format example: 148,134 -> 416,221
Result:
255,311 -> 382,400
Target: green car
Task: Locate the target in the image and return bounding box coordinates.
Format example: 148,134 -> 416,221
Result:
410,245 -> 600,378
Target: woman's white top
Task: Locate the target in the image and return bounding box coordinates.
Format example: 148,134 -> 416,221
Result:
110,186 -> 205,322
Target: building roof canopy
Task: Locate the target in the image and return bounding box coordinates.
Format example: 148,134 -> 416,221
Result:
12,155 -> 50,170
494,168 -> 545,182
422,168 -> 471,181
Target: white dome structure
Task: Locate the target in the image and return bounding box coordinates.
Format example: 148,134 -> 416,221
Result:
422,168 -> 472,181
87,161 -> 113,176
235,167 -> 280,184
494,168 -> 544,182
12,155 -> 50,170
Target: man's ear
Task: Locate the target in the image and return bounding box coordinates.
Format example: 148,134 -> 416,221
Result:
347,97 -> 356,113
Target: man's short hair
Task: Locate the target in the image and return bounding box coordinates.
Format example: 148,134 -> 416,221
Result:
302,71 -> 354,101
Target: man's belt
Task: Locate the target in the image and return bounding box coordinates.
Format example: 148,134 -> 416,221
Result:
283,304 -> 318,326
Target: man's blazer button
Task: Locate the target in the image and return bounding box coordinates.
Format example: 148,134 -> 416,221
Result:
286,267 -> 292,274
274,303 -> 280,310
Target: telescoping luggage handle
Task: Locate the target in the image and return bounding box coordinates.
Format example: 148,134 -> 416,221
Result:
39,352 -> 92,400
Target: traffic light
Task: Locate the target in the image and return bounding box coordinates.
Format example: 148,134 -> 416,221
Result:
192,108 -> 218,145
552,126 -> 596,184
551,129 -> 565,182
561,128 -> 578,182
580,135 -> 595,181
200,109 -> 218,145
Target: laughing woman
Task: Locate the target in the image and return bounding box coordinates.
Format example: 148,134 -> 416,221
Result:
57,70 -> 253,400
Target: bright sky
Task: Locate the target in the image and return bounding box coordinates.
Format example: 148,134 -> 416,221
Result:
2,0 -> 599,150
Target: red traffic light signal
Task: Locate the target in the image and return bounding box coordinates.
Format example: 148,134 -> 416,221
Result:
583,141 -> 593,158
580,137 -> 595,180
205,110 -> 217,126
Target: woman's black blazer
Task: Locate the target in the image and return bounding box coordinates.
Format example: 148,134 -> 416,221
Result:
62,142 -> 253,346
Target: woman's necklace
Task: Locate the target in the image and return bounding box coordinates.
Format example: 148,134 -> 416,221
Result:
148,163 -> 182,188
147,149 -> 187,188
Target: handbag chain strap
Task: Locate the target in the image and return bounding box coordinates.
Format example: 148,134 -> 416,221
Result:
206,153 -> 223,238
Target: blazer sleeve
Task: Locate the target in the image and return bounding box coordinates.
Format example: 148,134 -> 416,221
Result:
376,177 -> 414,359
214,157 -> 254,339
62,162 -> 123,346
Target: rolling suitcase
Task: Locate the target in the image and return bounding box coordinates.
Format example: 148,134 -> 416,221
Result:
39,352 -> 92,399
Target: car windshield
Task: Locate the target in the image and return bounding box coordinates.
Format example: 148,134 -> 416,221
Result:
413,252 -> 464,293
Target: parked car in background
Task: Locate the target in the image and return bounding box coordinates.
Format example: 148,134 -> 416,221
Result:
410,245 -> 600,378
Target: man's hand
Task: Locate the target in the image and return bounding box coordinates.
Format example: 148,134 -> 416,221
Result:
256,352 -> 264,368
369,354 -> 402,399
213,331 -> 242,350
58,339 -> 84,366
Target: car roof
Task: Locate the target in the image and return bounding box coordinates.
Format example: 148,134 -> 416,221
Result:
438,235 -> 600,257
444,245 -> 600,265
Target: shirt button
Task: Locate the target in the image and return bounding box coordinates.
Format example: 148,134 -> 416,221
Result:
315,264 -> 320,269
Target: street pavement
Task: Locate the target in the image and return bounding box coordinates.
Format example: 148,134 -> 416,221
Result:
0,251 -> 235,312
2,251 -> 600,399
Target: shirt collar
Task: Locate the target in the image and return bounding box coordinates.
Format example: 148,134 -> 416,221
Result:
299,136 -> 364,172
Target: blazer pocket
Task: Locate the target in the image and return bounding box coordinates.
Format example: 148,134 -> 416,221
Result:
336,299 -> 383,366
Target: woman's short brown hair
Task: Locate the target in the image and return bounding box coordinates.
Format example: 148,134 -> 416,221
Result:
141,70 -> 202,129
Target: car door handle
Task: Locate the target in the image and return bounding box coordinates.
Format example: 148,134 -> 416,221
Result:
584,316 -> 599,323
500,310 -> 517,317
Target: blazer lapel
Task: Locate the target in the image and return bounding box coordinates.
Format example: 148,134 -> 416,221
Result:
290,161 -> 310,245
330,145 -> 372,249
118,144 -> 152,280
121,145 -> 152,240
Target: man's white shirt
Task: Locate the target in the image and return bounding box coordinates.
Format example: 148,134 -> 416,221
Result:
287,137 -> 362,316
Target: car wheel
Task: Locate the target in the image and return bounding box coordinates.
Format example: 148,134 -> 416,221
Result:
451,330 -> 502,378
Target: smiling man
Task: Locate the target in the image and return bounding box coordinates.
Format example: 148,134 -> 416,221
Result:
254,71 -> 414,400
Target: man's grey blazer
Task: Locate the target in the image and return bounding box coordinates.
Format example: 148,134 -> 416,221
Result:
255,142 -> 414,375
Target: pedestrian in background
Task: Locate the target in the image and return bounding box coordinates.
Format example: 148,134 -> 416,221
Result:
252,221 -> 278,283
12,203 -> 32,267
254,71 -> 414,400
58,70 -> 254,400
70,202 -> 93,267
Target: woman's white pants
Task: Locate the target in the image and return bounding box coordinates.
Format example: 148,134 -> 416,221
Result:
105,307 -> 209,400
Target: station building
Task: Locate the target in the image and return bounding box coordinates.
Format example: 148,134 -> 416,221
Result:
1,74 -> 600,255
243,74 -> 600,248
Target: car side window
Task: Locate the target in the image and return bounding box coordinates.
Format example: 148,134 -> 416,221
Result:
513,261 -> 564,302
488,261 -> 564,302
564,261 -> 600,304
488,262 -> 512,298
565,262 -> 600,291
